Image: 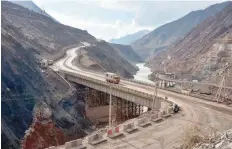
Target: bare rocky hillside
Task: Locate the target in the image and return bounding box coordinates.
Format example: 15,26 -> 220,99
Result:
148,3 -> 232,87
2,1 -> 137,78
132,1 -> 230,59
1,17 -> 91,149
1,1 -> 138,149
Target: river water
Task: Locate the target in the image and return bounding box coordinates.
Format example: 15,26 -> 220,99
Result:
133,63 -> 153,112
133,63 -> 153,83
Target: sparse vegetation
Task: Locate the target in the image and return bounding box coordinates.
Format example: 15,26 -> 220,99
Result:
180,125 -> 217,149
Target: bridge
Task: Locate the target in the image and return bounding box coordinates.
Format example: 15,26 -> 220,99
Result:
51,43 -> 172,110
48,43 -> 232,149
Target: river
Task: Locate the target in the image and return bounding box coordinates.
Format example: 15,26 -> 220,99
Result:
133,63 -> 153,83
133,63 -> 153,112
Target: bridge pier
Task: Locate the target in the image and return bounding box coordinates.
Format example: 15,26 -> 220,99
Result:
63,72 -> 165,125
85,88 -> 109,107
72,83 -> 145,125
113,97 -> 143,123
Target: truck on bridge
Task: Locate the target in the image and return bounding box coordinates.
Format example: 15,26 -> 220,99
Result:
105,72 -> 120,84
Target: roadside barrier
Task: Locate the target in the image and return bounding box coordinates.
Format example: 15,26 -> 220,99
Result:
107,126 -> 123,138
160,110 -> 171,118
150,113 -> 162,122
137,117 -> 150,127
167,106 -> 174,114
123,122 -> 138,133
87,132 -> 107,145
46,146 -> 56,149
65,139 -> 85,149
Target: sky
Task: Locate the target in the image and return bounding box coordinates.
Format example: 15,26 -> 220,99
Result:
33,0 -> 226,41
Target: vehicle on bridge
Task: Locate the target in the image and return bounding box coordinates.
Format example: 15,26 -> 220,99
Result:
105,72 -> 120,84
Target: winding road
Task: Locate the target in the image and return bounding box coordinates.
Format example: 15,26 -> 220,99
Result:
52,43 -> 232,149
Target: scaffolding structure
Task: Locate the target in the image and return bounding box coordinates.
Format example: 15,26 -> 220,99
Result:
83,87 -> 143,123
113,97 -> 143,123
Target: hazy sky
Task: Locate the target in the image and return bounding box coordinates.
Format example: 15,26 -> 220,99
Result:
33,0 -> 225,41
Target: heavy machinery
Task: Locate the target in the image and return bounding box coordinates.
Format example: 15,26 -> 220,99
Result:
105,72 -> 120,84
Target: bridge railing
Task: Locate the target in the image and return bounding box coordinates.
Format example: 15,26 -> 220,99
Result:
60,70 -> 164,102
124,78 -> 217,102
60,69 -> 217,103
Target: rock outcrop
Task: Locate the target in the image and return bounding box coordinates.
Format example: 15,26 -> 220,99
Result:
194,129 -> 232,149
21,105 -> 65,149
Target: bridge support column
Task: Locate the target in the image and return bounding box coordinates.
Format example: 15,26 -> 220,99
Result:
113,97 -> 143,123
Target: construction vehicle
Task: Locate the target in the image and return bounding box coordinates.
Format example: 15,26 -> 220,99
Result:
105,72 -> 120,84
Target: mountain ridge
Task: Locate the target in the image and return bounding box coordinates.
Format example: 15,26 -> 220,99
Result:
110,30 -> 150,45
148,2 -> 232,87
131,1 -> 230,59
10,0 -> 59,23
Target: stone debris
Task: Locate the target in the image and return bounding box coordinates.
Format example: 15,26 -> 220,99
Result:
194,129 -> 232,149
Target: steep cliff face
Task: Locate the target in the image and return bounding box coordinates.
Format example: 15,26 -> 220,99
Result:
21,106 -> 65,149
148,3 -> 232,86
1,19 -> 48,148
132,1 -> 230,59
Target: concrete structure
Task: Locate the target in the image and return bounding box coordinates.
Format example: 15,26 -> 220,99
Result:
49,108 -> 175,149
58,70 -> 165,109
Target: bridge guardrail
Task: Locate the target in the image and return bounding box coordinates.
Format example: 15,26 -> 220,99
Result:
60,70 -> 168,102
125,78 -> 216,103
46,105 -> 178,149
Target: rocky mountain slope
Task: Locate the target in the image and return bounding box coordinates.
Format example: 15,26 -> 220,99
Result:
10,0 -> 59,23
148,3 -> 232,87
2,1 -> 137,78
20,105 -> 65,149
110,30 -> 150,45
2,15 -> 90,149
110,43 -> 143,63
132,1 -> 230,59
1,1 -> 138,149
